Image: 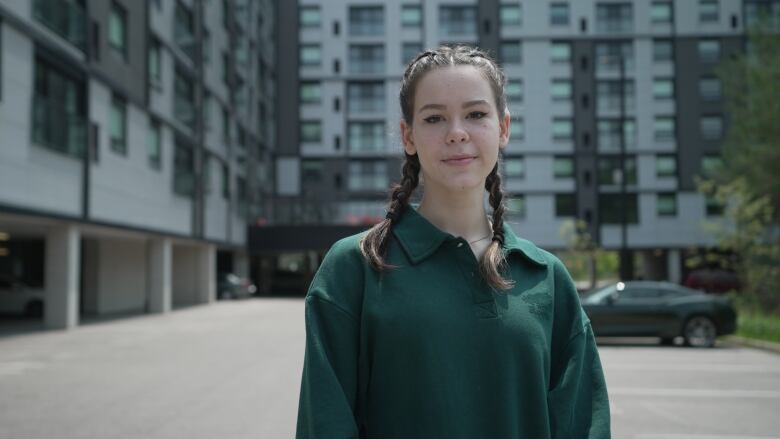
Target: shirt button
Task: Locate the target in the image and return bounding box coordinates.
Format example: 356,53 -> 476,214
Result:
457,242 -> 463,248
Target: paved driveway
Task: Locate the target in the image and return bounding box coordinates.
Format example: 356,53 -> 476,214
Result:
1,298 -> 779,438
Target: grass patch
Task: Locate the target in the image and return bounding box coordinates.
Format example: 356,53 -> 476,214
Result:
736,309 -> 780,344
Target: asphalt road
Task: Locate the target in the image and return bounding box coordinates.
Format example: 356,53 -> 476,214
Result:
0,298 -> 779,439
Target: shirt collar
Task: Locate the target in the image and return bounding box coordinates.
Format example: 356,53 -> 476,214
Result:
391,206 -> 548,267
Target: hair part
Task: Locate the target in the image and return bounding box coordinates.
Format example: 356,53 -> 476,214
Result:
359,45 -> 514,291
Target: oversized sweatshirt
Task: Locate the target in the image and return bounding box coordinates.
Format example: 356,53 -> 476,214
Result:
296,206 -> 611,438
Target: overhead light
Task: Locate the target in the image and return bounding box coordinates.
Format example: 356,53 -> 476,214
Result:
0,232 -> 8,241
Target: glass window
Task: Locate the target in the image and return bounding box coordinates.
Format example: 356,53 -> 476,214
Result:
653,78 -> 674,99
553,156 -> 574,179
552,118 -> 573,140
110,96 -> 126,154
401,5 -> 422,27
402,42 -> 423,65
221,162 -> 230,198
705,194 -> 724,216
503,157 -> 525,178
300,81 -> 321,104
500,41 -> 522,64
698,77 -> 722,101
148,39 -> 161,84
147,119 -> 161,169
555,193 -> 577,217
349,161 -> 387,191
349,122 -> 385,152
551,79 -> 572,101
657,193 -> 677,216
348,82 -> 385,112
500,4 -> 522,26
300,6 -> 321,28
349,44 -> 385,74
700,154 -> 723,178
550,3 -> 570,26
700,115 -> 723,140
32,57 -> 87,157
440,5 -> 477,35
598,119 -> 636,150
300,121 -> 322,143
598,156 -> 637,185
550,41 -> 571,63
32,0 -> 87,49
203,29 -> 211,64
173,139 -> 194,196
699,0 -> 719,22
300,44 -> 321,66
174,69 -> 195,129
350,6 -> 384,36
506,80 -> 523,103
654,116 -> 675,140
651,1 -> 673,24
506,195 -> 526,218
108,3 -> 127,59
174,2 -> 195,61
510,118 -> 524,140
595,41 -> 634,72
697,39 -> 721,63
653,39 -> 673,62
302,160 -> 324,185
599,193 -> 639,224
656,154 -> 677,177
596,80 -> 635,113
596,3 -> 633,33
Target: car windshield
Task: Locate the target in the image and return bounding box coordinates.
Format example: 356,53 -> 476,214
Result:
582,284 -> 617,304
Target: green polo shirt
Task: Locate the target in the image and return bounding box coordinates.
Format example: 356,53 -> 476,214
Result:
296,206 -> 611,438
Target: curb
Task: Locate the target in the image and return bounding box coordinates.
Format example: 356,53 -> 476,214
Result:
720,335 -> 780,355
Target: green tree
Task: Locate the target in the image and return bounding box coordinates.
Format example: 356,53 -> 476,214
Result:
559,219 -> 599,290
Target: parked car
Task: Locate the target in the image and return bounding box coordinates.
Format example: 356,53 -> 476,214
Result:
0,275 -> 44,317
581,281 -> 737,347
683,269 -> 741,294
217,273 -> 257,300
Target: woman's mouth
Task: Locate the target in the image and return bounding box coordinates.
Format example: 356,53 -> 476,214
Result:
443,156 -> 476,166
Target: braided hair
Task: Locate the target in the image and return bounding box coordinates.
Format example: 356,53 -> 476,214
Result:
359,45 -> 514,290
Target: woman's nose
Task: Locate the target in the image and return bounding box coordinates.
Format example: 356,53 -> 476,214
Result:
446,123 -> 469,144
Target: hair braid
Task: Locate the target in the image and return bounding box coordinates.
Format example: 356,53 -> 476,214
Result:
480,163 -> 514,290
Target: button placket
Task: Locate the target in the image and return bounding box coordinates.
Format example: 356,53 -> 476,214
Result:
451,239 -> 497,319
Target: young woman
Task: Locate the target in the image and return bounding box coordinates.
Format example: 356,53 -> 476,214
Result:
296,46 -> 611,439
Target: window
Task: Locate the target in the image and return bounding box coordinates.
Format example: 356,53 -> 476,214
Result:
598,156 -> 637,185
503,157 -> 525,178
596,3 -> 633,33
174,2 -> 195,61
653,78 -> 674,99
654,116 -> 675,140
203,29 -> 211,64
350,6 -> 384,36
697,39 -> 720,63
148,39 -> 161,86
349,161 -> 387,191
300,82 -> 321,104
510,118 -> 524,140
550,41 -> 571,63
700,115 -> 723,140
500,41 -> 522,64
656,154 -> 677,177
300,6 -> 321,28
32,57 -> 87,157
349,44 -> 385,74
174,69 -> 195,129
202,154 -> 212,193
596,80 -> 635,112
108,3 -> 127,59
657,193 -> 677,216
349,122 -> 385,152
221,162 -> 230,198
705,194 -> 724,216
552,118 -> 573,140
401,5 -> 422,27
551,79 -> 572,101
506,80 -> 523,104
600,194 -> 638,224
700,154 -> 723,178
32,0 -> 87,49
348,82 -> 384,112
110,96 -> 126,154
595,41 -> 634,72
500,3 -> 522,26
301,121 -> 322,143
506,195 -> 526,218
202,92 -> 212,132
301,160 -> 324,186
598,119 -> 636,150
653,39 -> 673,62
699,0 -> 719,23
147,119 -> 161,169
651,1 -> 673,24
173,139 -> 194,196
555,194 -> 576,217
402,42 -> 423,64
550,3 -> 570,26
699,77 -> 722,101
222,106 -> 231,142
553,156 -> 574,179
222,51 -> 230,85
440,5 -> 477,36
300,44 -> 321,66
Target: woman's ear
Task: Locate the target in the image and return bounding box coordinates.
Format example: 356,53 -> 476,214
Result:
499,109 -> 511,150
400,120 -> 417,155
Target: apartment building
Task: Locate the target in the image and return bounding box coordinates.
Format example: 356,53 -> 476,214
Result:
262,0 -> 776,283
0,0 -> 275,329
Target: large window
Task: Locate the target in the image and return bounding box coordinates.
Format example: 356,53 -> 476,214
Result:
700,154 -> 723,178
698,76 -> 722,101
440,5 -> 477,36
174,69 -> 195,129
697,39 -> 721,63
510,118 -> 524,140
653,78 -> 675,100
402,42 -> 423,65
174,2 -> 195,61
651,1 -> 673,24
349,44 -> 385,74
653,39 -> 673,62
349,122 -> 385,153
599,193 -> 638,224
32,0 -> 86,50
699,0 -> 719,22
148,39 -> 162,87
500,3 -> 522,27
506,195 -> 526,218
110,96 -> 127,154
654,116 -> 675,140
553,156 -> 574,179
551,79 -> 572,101
500,41 -> 522,64
300,121 -> 322,143
109,3 -> 127,59
598,156 -> 637,185
348,82 -> 384,112
595,41 -> 634,72
32,56 -> 87,157
700,115 -> 723,140
300,44 -> 322,66
349,6 -> 384,36
555,194 -> 576,217
349,161 -> 387,191
506,80 -> 523,104
598,119 -> 636,150
147,118 -> 161,170
550,3 -> 570,26
173,138 -> 194,196
299,5 -> 321,28
401,5 -> 422,27
550,41 -> 571,63
657,193 -> 677,216
656,154 -> 677,177
596,80 -> 635,112
596,3 -> 633,33
503,157 -> 525,178
552,118 -> 573,140
300,81 -> 321,104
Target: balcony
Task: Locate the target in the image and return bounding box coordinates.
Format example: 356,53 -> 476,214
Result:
33,0 -> 86,50
31,94 -> 87,158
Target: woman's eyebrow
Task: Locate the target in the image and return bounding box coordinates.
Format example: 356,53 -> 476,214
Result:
419,100 -> 489,112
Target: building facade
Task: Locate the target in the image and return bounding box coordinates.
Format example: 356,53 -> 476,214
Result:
0,0 -> 275,329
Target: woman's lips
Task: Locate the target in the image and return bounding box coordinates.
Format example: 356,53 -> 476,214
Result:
443,156 -> 476,166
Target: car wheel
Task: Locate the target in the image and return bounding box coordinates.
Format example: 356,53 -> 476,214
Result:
683,316 -> 717,348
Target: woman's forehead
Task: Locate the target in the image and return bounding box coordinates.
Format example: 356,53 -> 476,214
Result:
414,65 -> 495,110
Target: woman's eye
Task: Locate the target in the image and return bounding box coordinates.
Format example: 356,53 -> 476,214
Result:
468,111 -> 487,120
423,115 -> 442,123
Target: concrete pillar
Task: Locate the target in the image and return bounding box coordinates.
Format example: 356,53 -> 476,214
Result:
198,244 -> 216,303
148,238 -> 172,314
668,249 -> 682,284
45,224 -> 80,330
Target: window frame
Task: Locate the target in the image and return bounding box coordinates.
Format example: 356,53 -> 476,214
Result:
110,95 -> 127,155
108,2 -> 128,60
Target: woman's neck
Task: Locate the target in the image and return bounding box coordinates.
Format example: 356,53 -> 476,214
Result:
417,188 -> 492,243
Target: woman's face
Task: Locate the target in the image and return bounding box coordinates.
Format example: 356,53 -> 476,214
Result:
401,65 -> 510,195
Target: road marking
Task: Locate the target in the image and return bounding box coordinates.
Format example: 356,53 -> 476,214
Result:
610,387 -> 780,399
637,435 -> 780,439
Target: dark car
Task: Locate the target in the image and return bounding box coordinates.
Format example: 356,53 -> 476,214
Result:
581,281 -> 737,347
217,273 -> 257,300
